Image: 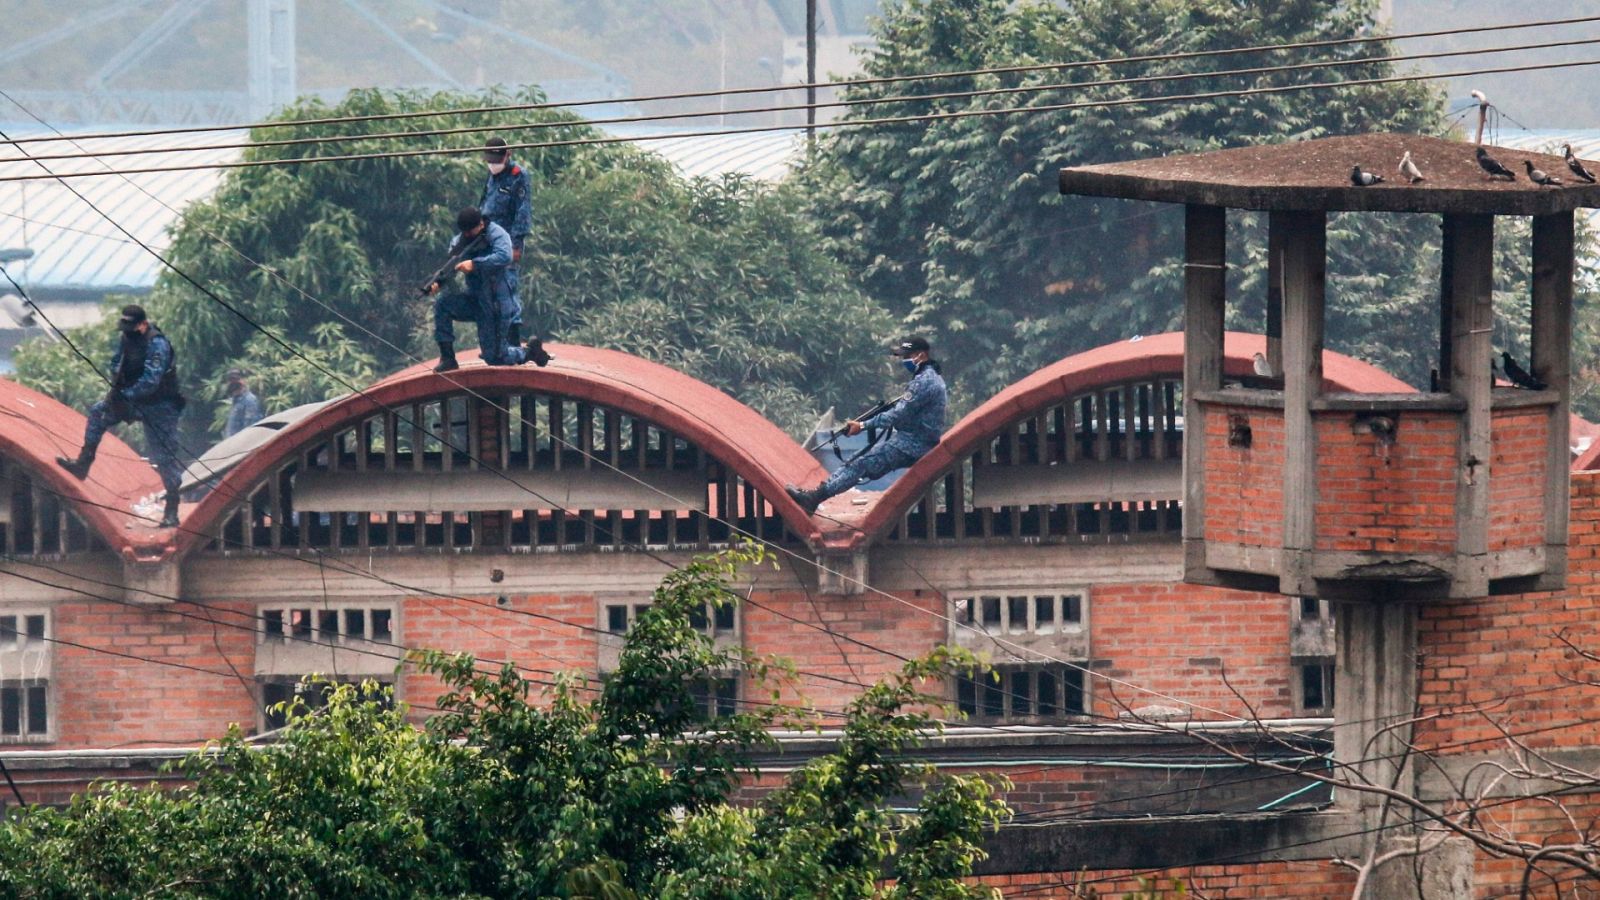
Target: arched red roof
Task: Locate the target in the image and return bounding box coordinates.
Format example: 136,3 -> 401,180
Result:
820,331 -> 1414,550
0,377 -> 167,557
175,345 -> 828,559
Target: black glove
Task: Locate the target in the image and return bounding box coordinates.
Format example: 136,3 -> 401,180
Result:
105,388 -> 130,420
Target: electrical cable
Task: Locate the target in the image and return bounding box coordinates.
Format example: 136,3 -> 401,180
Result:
5,11 -> 1599,147
9,50 -> 1587,743
8,31 -> 1600,166
8,55 -> 1600,183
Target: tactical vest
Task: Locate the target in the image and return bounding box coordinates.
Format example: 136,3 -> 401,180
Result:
118,328 -> 183,402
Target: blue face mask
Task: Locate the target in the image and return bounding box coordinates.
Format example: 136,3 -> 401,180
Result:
902,358 -> 918,374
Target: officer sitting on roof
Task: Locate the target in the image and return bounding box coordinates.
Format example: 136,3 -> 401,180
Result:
428,207 -> 549,372
786,335 -> 947,515
55,304 -> 188,527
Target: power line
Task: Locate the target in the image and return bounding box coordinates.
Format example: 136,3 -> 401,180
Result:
9,31 -> 1600,166
6,54 -> 1600,184
4,12 -> 1598,148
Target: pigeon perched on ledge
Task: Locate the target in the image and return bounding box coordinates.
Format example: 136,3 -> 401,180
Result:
1525,160 -> 1562,187
1398,151 -> 1424,184
1476,147 -> 1516,180
1350,165 -> 1384,186
1564,144 -> 1596,184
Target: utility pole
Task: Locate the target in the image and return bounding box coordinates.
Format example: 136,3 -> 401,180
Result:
248,0 -> 297,119
806,0 -> 817,144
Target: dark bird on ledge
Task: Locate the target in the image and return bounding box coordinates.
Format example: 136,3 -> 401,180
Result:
1525,160 -> 1562,186
1501,352 -> 1547,391
1350,165 -> 1384,186
1476,146 -> 1516,180
1564,144 -> 1596,183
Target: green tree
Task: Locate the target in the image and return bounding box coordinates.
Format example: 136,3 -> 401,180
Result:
802,0 -> 1600,410
13,87 -> 892,442
0,546 -> 1008,898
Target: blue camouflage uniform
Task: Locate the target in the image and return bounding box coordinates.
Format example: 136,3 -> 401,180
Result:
816,361 -> 947,501
432,221 -> 527,366
479,159 -> 532,330
82,328 -> 187,494
224,389 -> 264,437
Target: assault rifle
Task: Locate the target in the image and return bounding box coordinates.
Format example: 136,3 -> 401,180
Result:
417,231 -> 489,296
815,398 -> 896,464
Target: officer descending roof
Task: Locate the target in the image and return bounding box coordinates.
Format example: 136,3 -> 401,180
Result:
55,305 -> 188,527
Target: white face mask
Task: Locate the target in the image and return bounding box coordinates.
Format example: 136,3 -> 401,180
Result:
487,161 -> 507,175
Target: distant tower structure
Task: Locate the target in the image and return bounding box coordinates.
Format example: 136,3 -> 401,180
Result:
248,0 -> 297,120
1060,133 -> 1600,897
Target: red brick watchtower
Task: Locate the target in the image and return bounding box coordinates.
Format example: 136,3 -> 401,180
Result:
1060,134 -> 1596,601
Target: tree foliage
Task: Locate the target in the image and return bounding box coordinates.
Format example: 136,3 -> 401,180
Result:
13,87 -> 892,442
0,546 -> 1008,898
802,0 -> 1600,411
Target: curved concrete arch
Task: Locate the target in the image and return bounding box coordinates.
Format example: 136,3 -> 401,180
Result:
175,345 -> 828,560
0,377 -> 166,558
824,332 -> 1414,551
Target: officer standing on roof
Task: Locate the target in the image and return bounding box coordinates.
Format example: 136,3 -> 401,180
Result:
223,367 -> 264,438
786,336 -> 946,515
479,137 -> 534,345
428,207 -> 549,372
55,305 -> 187,527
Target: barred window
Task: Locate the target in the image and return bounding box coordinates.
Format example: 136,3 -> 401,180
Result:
260,677 -> 395,731
952,592 -> 1084,635
259,604 -> 394,645
0,681 -> 48,738
1298,663 -> 1335,714
687,676 -> 740,720
956,665 -> 1086,721
602,601 -> 736,637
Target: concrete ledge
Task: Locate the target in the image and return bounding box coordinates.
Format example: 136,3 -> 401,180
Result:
975,810 -> 1364,873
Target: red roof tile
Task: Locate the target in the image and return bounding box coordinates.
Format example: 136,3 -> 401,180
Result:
175,345 -> 828,559
821,332 -> 1413,549
0,377 -> 167,556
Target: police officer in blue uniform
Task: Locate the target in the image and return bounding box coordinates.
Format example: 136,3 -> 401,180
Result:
479,137 -> 540,356
429,207 -> 548,372
786,336 -> 947,515
56,305 -> 188,527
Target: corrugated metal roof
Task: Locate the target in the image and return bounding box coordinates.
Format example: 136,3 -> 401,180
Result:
0,123 -> 805,294
0,127 -> 241,293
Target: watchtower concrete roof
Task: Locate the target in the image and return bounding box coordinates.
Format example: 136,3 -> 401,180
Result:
1057,133 -> 1600,215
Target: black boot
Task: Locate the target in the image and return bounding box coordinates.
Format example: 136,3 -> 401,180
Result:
526,336 -> 552,368
55,450 -> 94,481
785,484 -> 822,515
434,342 -> 459,373
507,323 -> 521,346
160,492 -> 180,528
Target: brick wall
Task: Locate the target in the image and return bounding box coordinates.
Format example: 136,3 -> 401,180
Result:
50,599 -> 258,747
1313,411 -> 1458,554
1090,583 -> 1293,720
1488,408 -> 1548,552
1202,405 -> 1285,549
1414,471 -> 1600,755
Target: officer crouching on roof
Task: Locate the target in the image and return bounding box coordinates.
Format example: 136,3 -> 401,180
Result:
428,207 -> 549,372
56,304 -> 188,527
786,336 -> 946,515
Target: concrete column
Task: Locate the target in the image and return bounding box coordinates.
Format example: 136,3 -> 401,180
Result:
1265,219 -> 1284,377
1532,212 -> 1573,589
1446,214 -> 1494,597
1182,204 -> 1226,583
1333,599 -> 1418,828
1275,210 -> 1325,596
